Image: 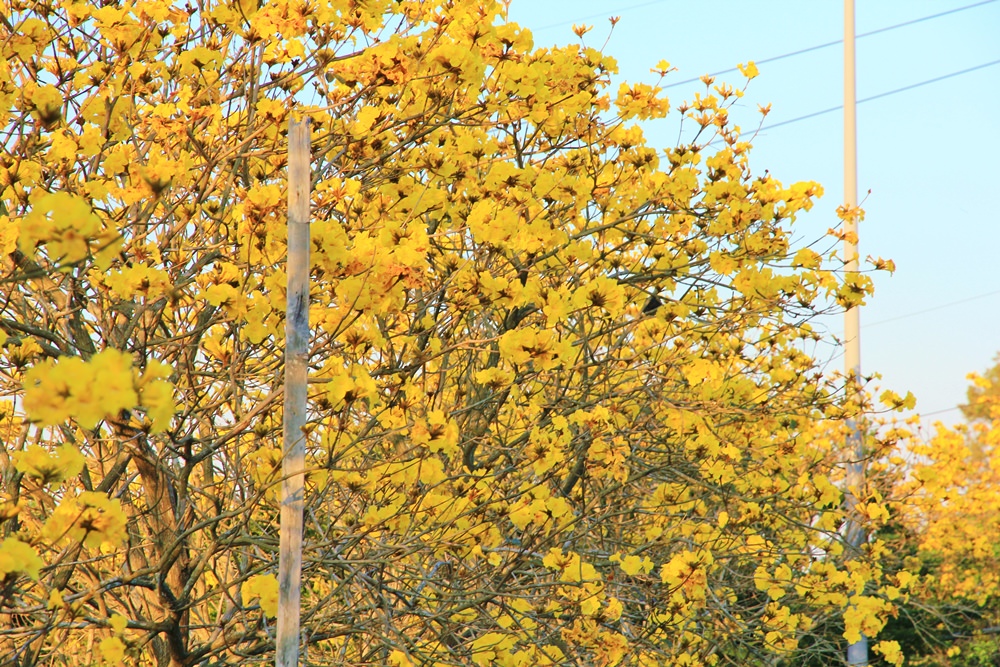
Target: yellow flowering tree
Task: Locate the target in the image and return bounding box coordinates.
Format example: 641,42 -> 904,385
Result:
0,0 -> 898,665
875,368 -> 1000,667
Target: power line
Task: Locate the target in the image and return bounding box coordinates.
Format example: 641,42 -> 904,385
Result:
664,0 -> 999,88
757,58 -> 1000,131
527,0 -> 1000,135
866,288 -> 1000,328
842,287 -> 1000,419
923,392 -> 1000,418
920,405 -> 962,417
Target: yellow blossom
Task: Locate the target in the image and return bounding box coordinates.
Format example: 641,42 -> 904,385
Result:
241,574 -> 279,617
0,538 -> 43,580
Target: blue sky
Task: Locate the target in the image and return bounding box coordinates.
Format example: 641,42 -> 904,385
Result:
509,0 -> 1000,423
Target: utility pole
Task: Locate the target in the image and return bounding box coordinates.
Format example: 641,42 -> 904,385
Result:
277,116 -> 311,667
843,0 -> 868,665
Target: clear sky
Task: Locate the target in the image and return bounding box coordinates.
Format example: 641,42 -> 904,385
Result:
509,0 -> 1000,424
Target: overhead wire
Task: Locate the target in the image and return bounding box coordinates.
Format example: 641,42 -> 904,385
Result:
660,0 -> 999,88
533,0 -> 998,40
848,287 -> 1000,420
529,1 -> 1000,135
920,405 -> 962,417
866,289 -> 1000,328
758,58 -> 1000,131
922,393 -> 999,417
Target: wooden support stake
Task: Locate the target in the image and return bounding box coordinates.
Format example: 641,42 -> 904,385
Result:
277,116 -> 311,667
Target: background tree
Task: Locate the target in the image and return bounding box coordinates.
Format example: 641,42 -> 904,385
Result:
875,370 -> 1000,667
961,354 -> 1000,423
0,1 -> 899,665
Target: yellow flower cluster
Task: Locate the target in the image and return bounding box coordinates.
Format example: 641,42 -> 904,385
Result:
23,349 -> 174,431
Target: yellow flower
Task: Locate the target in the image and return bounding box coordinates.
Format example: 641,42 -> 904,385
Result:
47,589 -> 64,609
109,613 -> 128,634
14,443 -> 84,485
43,492 -> 128,549
604,597 -> 623,622
873,641 -> 903,666
22,350 -> 174,432
572,276 -> 625,317
20,192 -> 103,263
843,595 -> 890,644
98,636 -> 126,663
545,496 -> 573,520
619,554 -> 653,576
421,410 -> 460,457
737,61 -> 759,79
28,84 -> 63,125
137,360 -> 176,433
23,351 -> 127,429
388,650 -> 413,667
0,538 -> 43,580
498,328 -> 573,371
325,368 -> 377,407
615,82 -> 670,120
242,574 -> 279,617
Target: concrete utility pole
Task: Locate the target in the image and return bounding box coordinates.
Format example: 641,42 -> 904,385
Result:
843,0 -> 868,665
277,116 -> 311,667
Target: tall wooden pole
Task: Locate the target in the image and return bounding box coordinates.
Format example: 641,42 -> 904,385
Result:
277,116 -> 311,667
843,1 -> 868,665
